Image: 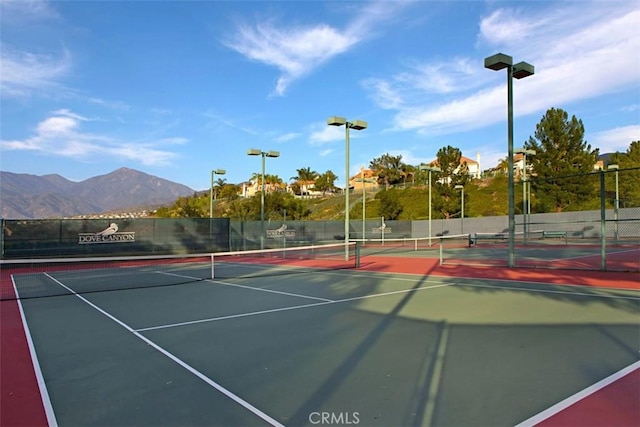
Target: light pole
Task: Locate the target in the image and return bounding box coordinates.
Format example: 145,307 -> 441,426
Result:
515,148 -> 535,241
455,184 -> 465,234
247,149 -> 280,249
327,116 -> 368,260
361,166 -> 366,243
485,53 -> 535,267
210,169 -> 226,218
420,164 -> 441,245
608,164 -> 619,242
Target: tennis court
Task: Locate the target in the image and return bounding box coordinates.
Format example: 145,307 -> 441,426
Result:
1,242 -> 639,426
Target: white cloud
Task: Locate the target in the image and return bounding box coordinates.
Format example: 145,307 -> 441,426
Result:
275,132 -> 300,143
590,125 -> 640,153
223,1 -> 413,96
224,22 -> 359,96
0,0 -> 60,24
0,45 -> 71,98
369,3 -> 640,136
309,124 -> 343,145
0,110 -> 184,166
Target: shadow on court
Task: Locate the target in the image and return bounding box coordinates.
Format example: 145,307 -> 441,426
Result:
8,260 -> 640,426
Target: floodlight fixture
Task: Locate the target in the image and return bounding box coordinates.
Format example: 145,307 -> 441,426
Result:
513,62 -> 535,79
484,53 -> 512,71
327,116 -> 347,126
515,148 -> 536,156
420,164 -> 441,172
349,120 -> 368,130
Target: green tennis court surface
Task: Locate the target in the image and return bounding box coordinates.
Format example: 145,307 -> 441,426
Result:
4,249 -> 639,427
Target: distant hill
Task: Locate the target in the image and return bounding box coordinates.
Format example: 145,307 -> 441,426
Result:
0,167 -> 194,219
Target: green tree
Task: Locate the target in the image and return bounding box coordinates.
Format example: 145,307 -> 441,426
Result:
290,167 -> 318,196
370,153 -> 405,189
610,141 -> 640,207
218,183 -> 241,201
400,164 -> 419,188
160,194 -> 207,217
436,146 -> 469,186
526,108 -> 599,212
212,177 -> 227,200
435,146 -> 468,218
313,170 -> 338,196
376,188 -> 403,220
264,192 -> 311,220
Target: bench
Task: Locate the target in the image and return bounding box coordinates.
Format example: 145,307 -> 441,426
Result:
543,231 -> 566,238
468,232 -> 507,246
542,230 -> 568,244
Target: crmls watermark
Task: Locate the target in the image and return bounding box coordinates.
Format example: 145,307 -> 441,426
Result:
308,412 -> 360,425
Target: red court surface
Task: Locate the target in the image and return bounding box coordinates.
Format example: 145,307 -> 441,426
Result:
0,299 -> 49,427
533,365 -> 640,427
2,256 -> 638,426
360,256 -> 640,290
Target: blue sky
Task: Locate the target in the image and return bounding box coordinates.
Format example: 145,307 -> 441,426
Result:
1,0 -> 638,191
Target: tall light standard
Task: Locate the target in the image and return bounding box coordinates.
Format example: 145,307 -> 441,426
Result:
608,164 -> 619,242
455,184 -> 465,234
515,148 -> 535,240
210,169 -> 226,218
485,53 -> 535,267
327,116 -> 368,259
247,149 -> 280,249
420,164 -> 441,245
361,166 -> 366,243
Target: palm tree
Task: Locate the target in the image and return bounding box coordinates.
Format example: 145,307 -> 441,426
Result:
213,177 -> 227,199
264,174 -> 284,192
290,167 -> 318,196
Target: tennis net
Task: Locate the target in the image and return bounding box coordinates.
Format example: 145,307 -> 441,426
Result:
1,242 -> 359,300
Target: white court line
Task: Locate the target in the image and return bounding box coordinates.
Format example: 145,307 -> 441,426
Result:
549,247 -> 640,263
157,271 -> 333,302
41,273 -> 284,427
327,267 -> 640,296
455,282 -> 640,301
139,267 -> 640,333
11,274 -> 58,427
515,360 -> 640,427
136,283 -> 455,332
137,300 -> 333,332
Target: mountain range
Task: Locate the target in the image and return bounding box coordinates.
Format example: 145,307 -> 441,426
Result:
0,168 -> 194,219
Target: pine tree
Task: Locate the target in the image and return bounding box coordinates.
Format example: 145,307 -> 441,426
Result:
610,141 -> 640,207
435,146 -> 468,218
526,108 -> 599,212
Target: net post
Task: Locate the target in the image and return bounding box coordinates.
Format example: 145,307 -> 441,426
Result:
355,241 -> 361,268
439,237 -> 444,265
211,253 -> 215,279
